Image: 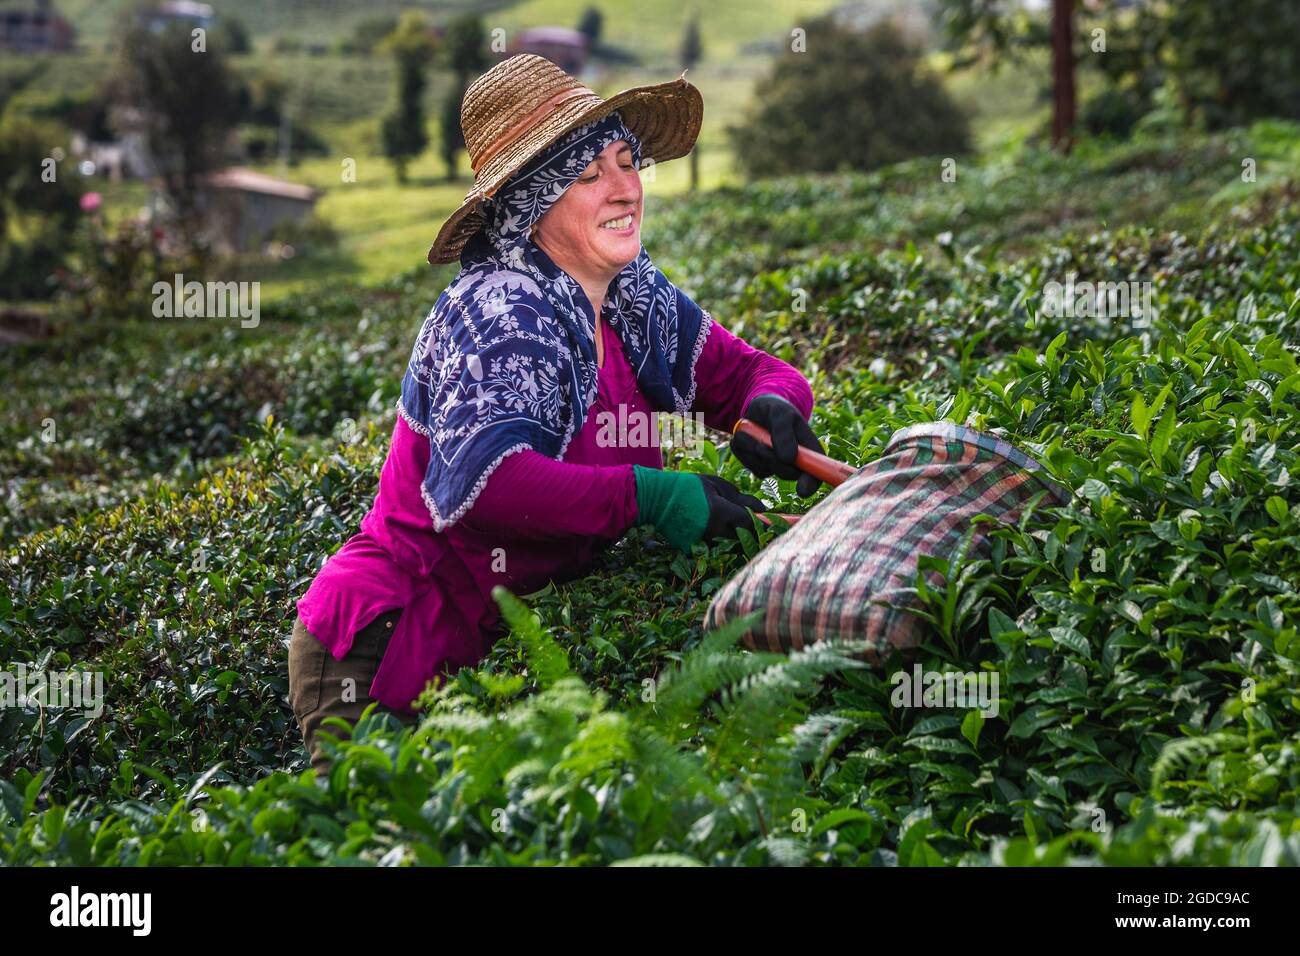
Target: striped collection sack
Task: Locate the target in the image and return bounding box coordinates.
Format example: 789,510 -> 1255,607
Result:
703,421 -> 1073,661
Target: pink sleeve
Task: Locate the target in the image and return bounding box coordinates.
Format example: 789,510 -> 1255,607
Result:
459,449 -> 640,541
689,312 -> 815,431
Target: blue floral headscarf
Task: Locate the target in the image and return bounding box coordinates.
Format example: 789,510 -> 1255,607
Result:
398,110 -> 713,531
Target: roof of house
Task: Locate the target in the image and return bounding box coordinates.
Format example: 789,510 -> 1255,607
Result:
516,26 -> 587,48
154,1 -> 215,19
198,167 -> 320,202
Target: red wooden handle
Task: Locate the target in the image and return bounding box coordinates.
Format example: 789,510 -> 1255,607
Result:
733,418 -> 856,488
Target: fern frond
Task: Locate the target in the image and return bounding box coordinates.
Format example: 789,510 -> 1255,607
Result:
762,835 -> 812,866
491,585 -> 572,688
1150,732 -> 1248,797
627,722 -> 723,810
788,712 -> 860,783
642,608 -> 776,738
610,853 -> 705,866
703,640 -> 864,821
648,651 -> 777,741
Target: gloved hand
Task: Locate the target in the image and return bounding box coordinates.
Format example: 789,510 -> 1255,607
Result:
632,465 -> 766,552
697,474 -> 767,542
730,393 -> 825,497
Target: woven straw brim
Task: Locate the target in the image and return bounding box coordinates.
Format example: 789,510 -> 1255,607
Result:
427,75 -> 703,265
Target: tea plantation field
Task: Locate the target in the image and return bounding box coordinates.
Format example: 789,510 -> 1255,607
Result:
1,123 -> 1298,865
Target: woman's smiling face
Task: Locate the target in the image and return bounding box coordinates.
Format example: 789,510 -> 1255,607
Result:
531,138 -> 643,275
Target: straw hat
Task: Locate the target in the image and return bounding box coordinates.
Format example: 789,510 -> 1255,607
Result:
427,54 -> 703,265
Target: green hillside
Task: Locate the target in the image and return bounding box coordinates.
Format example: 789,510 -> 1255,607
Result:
0,0 -> 867,304
13,0 -> 843,63
500,0 -> 845,68
5,0 -> 512,47
3,121 -> 1298,865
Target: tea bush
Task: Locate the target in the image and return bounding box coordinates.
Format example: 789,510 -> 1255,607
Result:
1,125 -> 1297,865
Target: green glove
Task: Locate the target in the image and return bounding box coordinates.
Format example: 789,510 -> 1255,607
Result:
632,466 -> 767,552
633,465 -> 709,551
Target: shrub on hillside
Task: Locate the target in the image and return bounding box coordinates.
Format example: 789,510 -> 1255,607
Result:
53,215 -> 198,322
727,17 -> 972,178
1081,87 -> 1147,140
264,215 -> 340,256
1164,0 -> 1300,130
0,118 -> 84,301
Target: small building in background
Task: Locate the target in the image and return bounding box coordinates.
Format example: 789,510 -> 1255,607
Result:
68,131 -> 129,183
196,168 -> 320,254
140,0 -> 214,33
507,26 -> 588,74
150,168 -> 320,256
0,0 -> 76,52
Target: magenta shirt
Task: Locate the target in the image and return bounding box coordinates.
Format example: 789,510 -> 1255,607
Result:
296,310 -> 814,713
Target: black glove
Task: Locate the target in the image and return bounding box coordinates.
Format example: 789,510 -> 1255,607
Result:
730,393 -> 825,498
698,474 -> 766,542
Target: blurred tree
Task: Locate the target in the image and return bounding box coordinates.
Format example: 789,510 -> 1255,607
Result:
578,7 -> 603,47
21,88 -> 114,143
0,118 -> 83,300
940,0 -> 1300,147
680,12 -> 703,192
727,17 -> 971,178
1076,1 -> 1165,139
439,14 -> 489,181
0,59 -> 49,116
379,12 -> 439,184
440,86 -> 465,183
937,0 -> 1076,152
237,74 -> 286,126
936,0 -> 1046,69
111,15 -> 240,256
1164,0 -> 1300,129
443,14 -> 490,80
1049,0 -> 1076,152
339,15 -> 399,55
219,15 -> 252,54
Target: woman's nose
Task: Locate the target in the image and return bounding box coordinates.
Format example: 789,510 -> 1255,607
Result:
609,168 -> 640,202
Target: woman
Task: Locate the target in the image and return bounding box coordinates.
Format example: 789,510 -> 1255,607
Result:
288,55 -> 826,775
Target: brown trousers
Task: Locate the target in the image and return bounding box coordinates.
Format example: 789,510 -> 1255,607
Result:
287,608 -> 419,776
